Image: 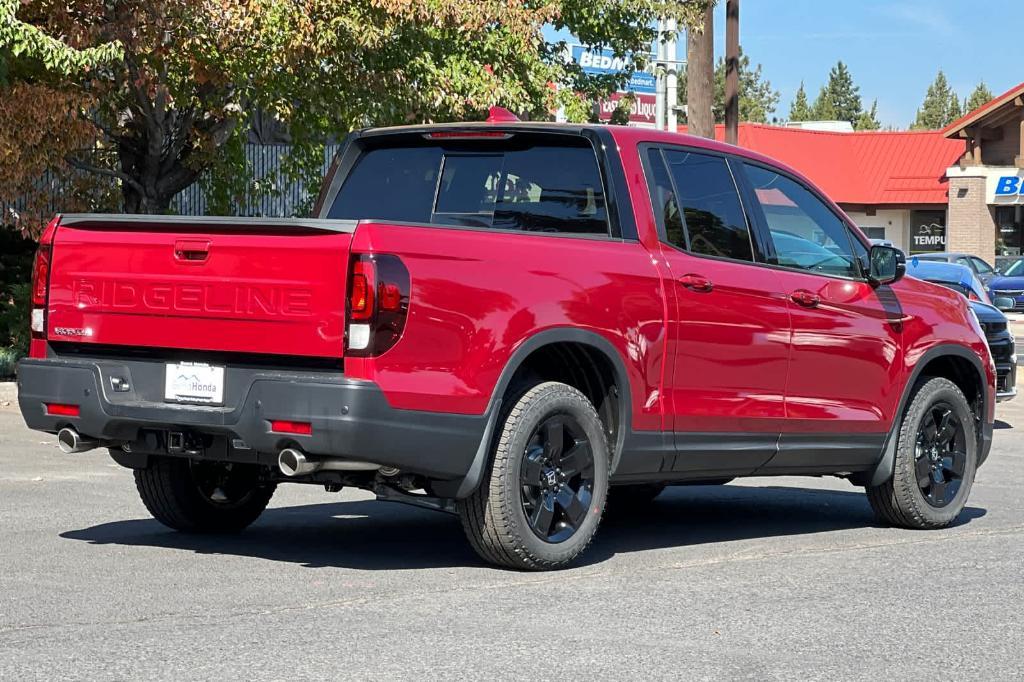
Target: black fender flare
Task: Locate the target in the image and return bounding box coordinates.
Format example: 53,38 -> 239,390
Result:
453,327 -> 634,498
856,343 -> 990,488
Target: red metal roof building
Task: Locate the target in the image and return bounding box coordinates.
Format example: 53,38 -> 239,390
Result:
680,123 -> 966,253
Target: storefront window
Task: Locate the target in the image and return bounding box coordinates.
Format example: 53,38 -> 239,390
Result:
909,210 -> 946,253
996,206 -> 1024,256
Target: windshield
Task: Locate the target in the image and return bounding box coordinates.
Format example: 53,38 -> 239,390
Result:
1003,260 -> 1024,277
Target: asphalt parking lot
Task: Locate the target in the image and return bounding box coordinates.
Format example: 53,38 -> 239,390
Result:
1,385 -> 1022,680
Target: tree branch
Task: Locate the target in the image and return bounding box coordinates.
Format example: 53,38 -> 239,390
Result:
65,154 -> 146,196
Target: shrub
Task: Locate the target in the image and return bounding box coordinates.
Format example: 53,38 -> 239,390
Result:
0,229 -> 36,367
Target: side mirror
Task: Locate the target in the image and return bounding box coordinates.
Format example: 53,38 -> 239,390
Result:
868,244 -> 906,286
994,296 -> 1016,312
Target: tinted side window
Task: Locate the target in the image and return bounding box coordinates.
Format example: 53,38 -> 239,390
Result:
662,150 -> 753,261
329,139 -> 608,235
745,164 -> 861,278
643,149 -> 685,248
329,146 -> 442,224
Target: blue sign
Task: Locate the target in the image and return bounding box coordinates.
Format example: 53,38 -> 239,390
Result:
570,45 -> 656,94
995,176 -> 1024,196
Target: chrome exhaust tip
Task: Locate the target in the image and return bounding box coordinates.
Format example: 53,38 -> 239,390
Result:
57,427 -> 99,454
278,448 -> 320,477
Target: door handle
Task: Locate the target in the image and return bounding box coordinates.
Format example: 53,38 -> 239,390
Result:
790,289 -> 820,307
174,239 -> 210,263
678,273 -> 713,292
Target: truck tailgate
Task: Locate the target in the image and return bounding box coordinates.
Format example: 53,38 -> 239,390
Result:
47,216 -> 354,358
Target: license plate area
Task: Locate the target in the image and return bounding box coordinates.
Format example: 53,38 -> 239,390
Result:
164,362 -> 225,405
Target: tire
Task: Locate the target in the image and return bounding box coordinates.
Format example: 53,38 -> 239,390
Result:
866,377 -> 977,529
134,456 -> 276,533
458,382 -> 610,570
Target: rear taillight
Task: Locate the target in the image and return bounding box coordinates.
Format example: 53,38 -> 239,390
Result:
968,291 -> 980,301
29,217 -> 59,358
346,254 -> 410,356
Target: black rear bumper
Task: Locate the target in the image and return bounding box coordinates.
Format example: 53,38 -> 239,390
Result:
17,357 -> 487,481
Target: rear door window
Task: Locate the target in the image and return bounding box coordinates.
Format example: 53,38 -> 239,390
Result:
647,148 -> 755,261
328,136 -> 609,235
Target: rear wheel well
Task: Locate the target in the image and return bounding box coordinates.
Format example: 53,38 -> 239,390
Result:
503,342 -> 621,464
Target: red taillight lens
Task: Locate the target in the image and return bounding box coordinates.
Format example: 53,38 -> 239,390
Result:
968,291 -> 980,301
270,420 -> 312,435
349,260 -> 375,322
31,245 -> 51,307
46,403 -> 80,417
379,283 -> 402,312
346,254 -> 409,356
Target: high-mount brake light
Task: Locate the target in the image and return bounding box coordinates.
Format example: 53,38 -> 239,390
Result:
423,131 -> 513,140
346,254 -> 410,357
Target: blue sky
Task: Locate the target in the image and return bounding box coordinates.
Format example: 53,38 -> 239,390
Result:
550,0 -> 1022,128
722,0 -> 1022,127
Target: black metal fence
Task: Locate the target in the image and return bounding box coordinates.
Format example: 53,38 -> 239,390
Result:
2,144 -> 342,222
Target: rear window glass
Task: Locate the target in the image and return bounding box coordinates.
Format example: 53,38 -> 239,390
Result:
328,136 -> 609,235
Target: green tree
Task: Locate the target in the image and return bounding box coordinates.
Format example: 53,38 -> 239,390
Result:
788,81 -> 812,122
5,0 -> 714,222
811,85 -> 836,120
965,81 -> 994,112
679,47 -> 780,124
811,61 -> 862,124
912,70 -> 961,129
712,48 -> 779,123
855,99 -> 881,131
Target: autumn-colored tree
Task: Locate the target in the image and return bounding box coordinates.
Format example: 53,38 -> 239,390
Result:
3,0 -> 712,228
1,0 -> 123,233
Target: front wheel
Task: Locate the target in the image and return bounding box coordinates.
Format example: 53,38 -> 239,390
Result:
866,377 -> 977,529
458,382 -> 609,570
135,456 -> 276,533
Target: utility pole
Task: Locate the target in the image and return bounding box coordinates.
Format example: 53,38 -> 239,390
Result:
665,16 -> 678,132
655,17 -> 665,131
725,0 -> 739,144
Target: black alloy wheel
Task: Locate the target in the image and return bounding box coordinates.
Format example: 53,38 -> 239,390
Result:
189,460 -> 264,508
914,402 -> 967,508
135,456 -> 275,532
520,415 -> 596,543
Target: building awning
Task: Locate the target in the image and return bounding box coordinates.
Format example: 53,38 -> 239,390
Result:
680,123 -> 965,206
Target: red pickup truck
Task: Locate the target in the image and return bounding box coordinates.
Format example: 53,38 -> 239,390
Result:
19,116 -> 995,570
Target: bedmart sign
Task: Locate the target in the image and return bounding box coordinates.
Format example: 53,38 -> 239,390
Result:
993,173 -> 1024,203
947,166 -> 1024,204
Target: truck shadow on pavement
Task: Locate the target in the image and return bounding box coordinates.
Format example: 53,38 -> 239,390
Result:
60,483 -> 986,571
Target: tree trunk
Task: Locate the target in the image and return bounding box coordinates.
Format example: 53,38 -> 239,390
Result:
686,4 -> 715,139
116,140 -> 198,214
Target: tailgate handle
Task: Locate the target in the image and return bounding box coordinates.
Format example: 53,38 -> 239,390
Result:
174,240 -> 210,263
